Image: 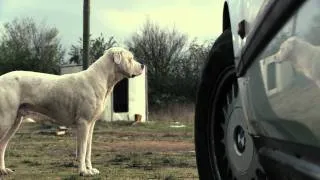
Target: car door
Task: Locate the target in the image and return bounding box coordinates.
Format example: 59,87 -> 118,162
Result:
240,0 -> 320,161
226,0 -> 269,66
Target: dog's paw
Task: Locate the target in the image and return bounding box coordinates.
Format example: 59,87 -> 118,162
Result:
79,168 -> 100,176
79,169 -> 93,176
89,168 -> 100,175
80,168 -> 100,176
0,168 -> 14,175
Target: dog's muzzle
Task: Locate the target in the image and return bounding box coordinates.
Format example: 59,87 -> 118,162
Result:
131,64 -> 144,78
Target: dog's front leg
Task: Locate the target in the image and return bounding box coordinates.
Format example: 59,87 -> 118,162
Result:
77,119 -> 92,176
85,120 -> 100,175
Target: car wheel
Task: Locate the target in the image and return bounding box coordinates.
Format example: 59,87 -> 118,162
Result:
195,29 -> 267,180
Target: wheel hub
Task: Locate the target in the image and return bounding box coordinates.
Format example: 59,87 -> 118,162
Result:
210,71 -> 267,179
226,107 -> 254,174
234,125 -> 246,154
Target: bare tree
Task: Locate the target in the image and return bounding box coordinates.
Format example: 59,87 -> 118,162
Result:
127,19 -> 187,77
126,19 -> 188,103
68,34 -> 117,64
170,38 -> 212,100
69,44 -> 81,64
90,35 -> 117,61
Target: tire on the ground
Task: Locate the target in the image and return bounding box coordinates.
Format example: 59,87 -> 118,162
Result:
194,29 -> 234,180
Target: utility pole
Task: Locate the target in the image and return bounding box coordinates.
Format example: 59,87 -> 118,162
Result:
83,0 -> 90,70
292,13 -> 298,36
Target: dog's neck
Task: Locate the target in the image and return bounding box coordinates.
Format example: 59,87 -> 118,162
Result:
292,40 -> 316,64
84,54 -> 125,96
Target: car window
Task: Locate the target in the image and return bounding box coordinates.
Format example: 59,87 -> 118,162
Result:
253,0 -> 320,145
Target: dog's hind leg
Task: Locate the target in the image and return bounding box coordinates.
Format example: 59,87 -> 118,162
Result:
85,120 -> 99,175
0,113 -> 23,175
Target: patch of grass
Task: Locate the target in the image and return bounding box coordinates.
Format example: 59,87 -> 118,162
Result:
62,175 -> 78,180
162,157 -> 175,164
150,154 -> 195,168
21,159 -> 42,166
61,162 -> 78,168
5,118 -> 197,179
127,153 -> 144,169
109,154 -> 131,164
164,174 -> 177,180
7,150 -> 21,157
144,151 -> 153,155
21,160 -> 32,164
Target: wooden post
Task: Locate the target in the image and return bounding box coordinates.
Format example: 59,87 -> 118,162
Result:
83,0 -> 90,70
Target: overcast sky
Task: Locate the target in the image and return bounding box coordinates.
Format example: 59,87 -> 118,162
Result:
0,0 -> 223,51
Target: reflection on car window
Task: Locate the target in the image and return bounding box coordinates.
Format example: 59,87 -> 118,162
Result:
254,0 -> 320,142
266,62 -> 276,91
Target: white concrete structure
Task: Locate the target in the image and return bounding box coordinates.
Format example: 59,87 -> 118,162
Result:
60,65 -> 148,122
259,55 -> 294,96
101,68 -> 148,122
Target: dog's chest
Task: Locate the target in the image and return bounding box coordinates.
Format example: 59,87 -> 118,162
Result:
92,92 -> 111,121
98,87 -> 114,119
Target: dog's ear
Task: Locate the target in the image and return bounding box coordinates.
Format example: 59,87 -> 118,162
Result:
113,52 -> 122,64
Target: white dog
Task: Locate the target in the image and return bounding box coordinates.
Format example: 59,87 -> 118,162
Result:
0,47 -> 144,176
275,36 -> 320,88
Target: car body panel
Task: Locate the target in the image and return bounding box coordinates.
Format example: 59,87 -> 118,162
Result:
196,0 -> 320,178
219,0 -> 320,149
244,0 -> 320,148
224,0 -> 320,150
225,0 -> 268,66
224,0 -> 242,60
223,0 -> 320,147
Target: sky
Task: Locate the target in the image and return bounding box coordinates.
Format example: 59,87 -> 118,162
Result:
0,0 -> 223,52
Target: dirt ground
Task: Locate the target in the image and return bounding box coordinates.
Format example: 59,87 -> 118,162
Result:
3,121 -> 198,180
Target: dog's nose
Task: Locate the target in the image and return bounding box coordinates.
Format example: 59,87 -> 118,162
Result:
141,64 -> 144,69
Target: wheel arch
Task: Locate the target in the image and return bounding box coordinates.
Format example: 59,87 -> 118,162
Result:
222,1 -> 236,66
223,1 -> 231,32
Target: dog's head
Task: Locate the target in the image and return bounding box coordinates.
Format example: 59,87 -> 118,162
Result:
275,37 -> 299,62
105,47 -> 144,78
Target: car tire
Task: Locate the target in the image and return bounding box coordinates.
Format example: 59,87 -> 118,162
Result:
195,29 -> 267,180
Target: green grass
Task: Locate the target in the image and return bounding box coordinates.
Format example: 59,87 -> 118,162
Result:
4,120 -> 197,180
